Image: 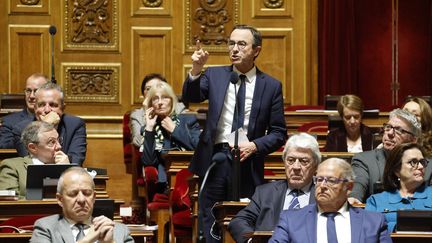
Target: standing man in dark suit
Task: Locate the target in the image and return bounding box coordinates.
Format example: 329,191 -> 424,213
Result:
270,158 -> 391,243
182,24 -> 287,242
11,82 -> 87,165
0,73 -> 48,149
229,133 -> 320,243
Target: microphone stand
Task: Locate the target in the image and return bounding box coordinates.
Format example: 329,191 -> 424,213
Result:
231,82 -> 241,201
49,26 -> 57,83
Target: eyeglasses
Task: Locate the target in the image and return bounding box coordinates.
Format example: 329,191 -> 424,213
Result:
382,123 -> 414,136
285,157 -> 312,166
343,114 -> 361,121
406,158 -> 428,168
228,40 -> 248,50
45,137 -> 63,148
151,95 -> 171,104
36,101 -> 60,108
313,176 -> 348,186
24,88 -> 38,95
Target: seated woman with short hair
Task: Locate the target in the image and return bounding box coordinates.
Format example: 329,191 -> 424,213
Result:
365,143 -> 432,233
141,81 -> 201,194
325,94 -> 373,152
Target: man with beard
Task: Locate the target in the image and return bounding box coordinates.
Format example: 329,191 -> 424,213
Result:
30,167 -> 133,243
349,108 -> 432,203
229,133 -> 320,243
269,158 -> 391,243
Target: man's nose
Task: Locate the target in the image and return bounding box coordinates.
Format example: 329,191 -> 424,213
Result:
76,191 -> 86,202
43,104 -> 52,112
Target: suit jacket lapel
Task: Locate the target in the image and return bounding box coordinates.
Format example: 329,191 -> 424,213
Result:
309,185 -> 316,204
274,181 -> 288,218
248,68 -> 265,136
349,206 -> 363,243
58,216 -> 75,243
215,66 -> 234,118
306,205 -> 318,243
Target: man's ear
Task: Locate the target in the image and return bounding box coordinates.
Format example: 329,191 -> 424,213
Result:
27,143 -> 37,155
253,46 -> 262,58
56,193 -> 63,208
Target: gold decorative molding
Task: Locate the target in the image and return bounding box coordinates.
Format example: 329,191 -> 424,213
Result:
61,63 -> 121,103
131,0 -> 171,16
185,0 -> 239,53
252,0 -> 292,18
10,0 -> 49,14
63,0 -> 119,51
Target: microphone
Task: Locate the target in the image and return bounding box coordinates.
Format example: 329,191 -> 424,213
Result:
198,152 -> 227,242
49,25 -> 57,84
229,71 -> 239,84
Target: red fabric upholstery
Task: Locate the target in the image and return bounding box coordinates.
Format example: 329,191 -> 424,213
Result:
143,166 -> 158,184
123,112 -> 133,169
153,193 -> 169,202
0,214 -> 47,233
148,201 -> 169,210
297,121 -> 328,133
172,209 -> 192,232
171,169 -> 193,210
264,169 -> 275,176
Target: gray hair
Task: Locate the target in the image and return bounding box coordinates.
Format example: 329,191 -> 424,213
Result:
321,158 -> 355,181
21,121 -> 55,149
36,82 -> 65,106
283,133 -> 321,166
389,108 -> 421,138
57,167 -> 95,194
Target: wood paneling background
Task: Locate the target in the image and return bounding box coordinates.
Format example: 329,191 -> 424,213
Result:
0,0 -> 317,204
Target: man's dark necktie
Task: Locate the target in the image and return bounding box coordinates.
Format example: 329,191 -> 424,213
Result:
232,74 -> 246,132
75,223 -> 85,241
323,212 -> 339,243
288,189 -> 302,210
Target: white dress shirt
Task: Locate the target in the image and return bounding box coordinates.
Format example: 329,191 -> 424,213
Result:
31,157 -> 45,165
317,202 -> 351,243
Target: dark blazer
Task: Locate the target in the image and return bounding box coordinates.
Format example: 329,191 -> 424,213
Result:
30,214 -> 134,243
141,114 -> 201,183
269,204 -> 392,243
182,65 -> 287,196
0,109 -> 34,149
11,114 -> 87,165
325,124 -> 374,152
351,148 -> 432,202
228,180 -> 316,243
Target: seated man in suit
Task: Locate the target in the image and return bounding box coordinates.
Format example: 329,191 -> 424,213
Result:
349,108 -> 432,203
11,82 -> 87,165
0,73 -> 48,149
270,158 -> 391,243
31,167 -> 133,243
0,121 -> 70,198
228,133 -> 321,242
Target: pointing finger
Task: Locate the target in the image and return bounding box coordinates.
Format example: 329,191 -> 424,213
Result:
195,39 -> 202,51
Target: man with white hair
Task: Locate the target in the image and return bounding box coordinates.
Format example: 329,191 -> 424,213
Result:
349,108 -> 432,203
270,158 -> 391,243
229,133 -> 320,243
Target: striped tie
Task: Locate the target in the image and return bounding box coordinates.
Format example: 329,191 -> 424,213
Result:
288,189 -> 301,210
75,223 -> 85,241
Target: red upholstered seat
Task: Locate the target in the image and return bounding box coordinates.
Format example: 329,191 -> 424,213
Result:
170,169 -> 194,240
123,112 -> 133,174
0,214 -> 47,233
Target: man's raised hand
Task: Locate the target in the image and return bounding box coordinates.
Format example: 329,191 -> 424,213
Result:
190,39 -> 209,76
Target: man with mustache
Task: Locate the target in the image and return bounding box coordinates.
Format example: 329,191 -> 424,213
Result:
349,108 -> 432,203
0,73 -> 48,149
270,158 -> 391,243
229,133 -> 320,243
30,167 -> 133,243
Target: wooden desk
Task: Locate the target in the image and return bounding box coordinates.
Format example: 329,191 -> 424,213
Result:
0,149 -> 18,161
0,229 -> 154,243
213,201 -> 248,243
0,199 -> 125,223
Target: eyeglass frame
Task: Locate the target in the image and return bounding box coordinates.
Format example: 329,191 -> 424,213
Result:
382,123 -> 414,136
313,176 -> 349,186
37,136 -> 63,148
406,158 -> 428,168
285,157 -> 312,166
227,40 -> 249,50
24,88 -> 39,95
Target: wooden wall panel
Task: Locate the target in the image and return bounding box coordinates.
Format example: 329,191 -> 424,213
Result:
9,0 -> 49,14
252,0 -> 293,17
131,27 -> 172,105
131,0 -> 172,16
9,25 -> 50,92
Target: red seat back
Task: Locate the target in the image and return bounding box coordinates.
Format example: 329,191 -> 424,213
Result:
0,214 -> 47,233
171,169 -> 193,210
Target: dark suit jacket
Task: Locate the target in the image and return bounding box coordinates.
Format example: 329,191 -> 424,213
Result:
269,204 -> 392,243
351,148 -> 432,202
30,214 -> 134,243
325,124 -> 374,152
0,109 -> 34,149
11,114 -> 87,165
141,114 -> 201,183
182,65 -> 287,197
228,180 -> 316,243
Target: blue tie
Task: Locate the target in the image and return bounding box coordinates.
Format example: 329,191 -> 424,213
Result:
232,74 -> 246,132
323,212 -> 338,243
288,189 -> 301,210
